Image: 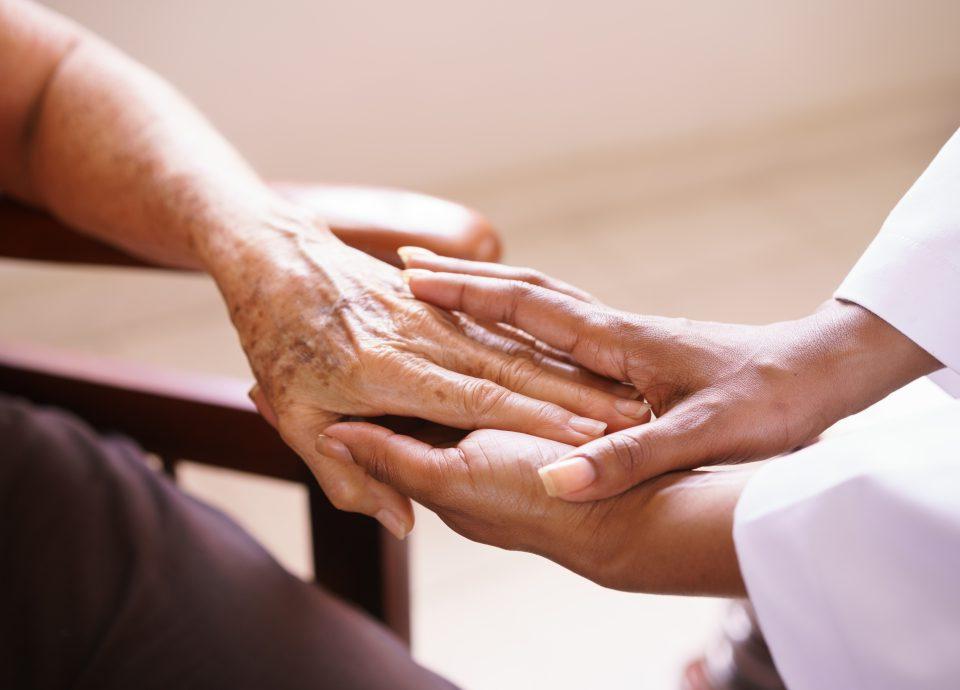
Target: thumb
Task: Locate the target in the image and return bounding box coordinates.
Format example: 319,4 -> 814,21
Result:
276,413 -> 415,540
536,405 -> 713,501
323,422 -> 448,506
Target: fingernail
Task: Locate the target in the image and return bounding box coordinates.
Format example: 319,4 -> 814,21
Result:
376,509 -> 410,540
401,268 -> 432,285
397,246 -> 435,264
568,416 -> 607,436
316,434 -> 353,463
614,399 -> 651,419
538,456 -> 597,497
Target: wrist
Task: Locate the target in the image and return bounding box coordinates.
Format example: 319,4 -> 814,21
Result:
799,299 -> 940,421
590,470 -> 749,596
191,191 -> 338,283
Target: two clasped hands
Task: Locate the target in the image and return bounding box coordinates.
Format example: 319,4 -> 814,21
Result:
246,241 -> 936,598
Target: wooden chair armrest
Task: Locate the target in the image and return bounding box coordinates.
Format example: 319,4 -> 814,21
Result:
278,183 -> 500,265
0,183 -> 500,269
0,342 -> 303,480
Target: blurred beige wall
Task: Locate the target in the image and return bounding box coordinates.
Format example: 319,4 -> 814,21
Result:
45,0 -> 960,190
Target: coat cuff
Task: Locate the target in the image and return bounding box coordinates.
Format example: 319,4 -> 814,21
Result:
835,228 -> 960,378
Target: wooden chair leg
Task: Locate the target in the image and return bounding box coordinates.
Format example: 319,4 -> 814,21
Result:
307,483 -> 411,645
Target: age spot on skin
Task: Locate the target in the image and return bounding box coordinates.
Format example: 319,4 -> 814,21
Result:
293,338 -> 315,364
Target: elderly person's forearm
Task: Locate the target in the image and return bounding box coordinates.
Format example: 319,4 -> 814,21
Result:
3,1 -> 284,269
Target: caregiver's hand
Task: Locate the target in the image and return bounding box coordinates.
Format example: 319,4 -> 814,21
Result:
322,420 -> 749,596
399,253 -> 941,501
208,226 -> 645,537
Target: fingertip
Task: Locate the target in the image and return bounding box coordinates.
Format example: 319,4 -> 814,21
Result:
501,399 -> 608,446
538,455 -> 598,498
397,245 -> 436,266
401,267 -> 433,286
402,269 -> 466,311
324,420 -> 388,443
567,416 -> 607,438
614,399 -> 652,423
323,420 -> 359,437
375,508 -> 412,540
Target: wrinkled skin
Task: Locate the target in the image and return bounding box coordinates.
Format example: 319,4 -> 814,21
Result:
324,421 -> 748,596
0,0 -> 648,538
399,249 -> 940,501
209,226 -> 646,534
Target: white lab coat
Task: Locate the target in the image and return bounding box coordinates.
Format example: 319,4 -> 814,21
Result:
733,128 -> 960,690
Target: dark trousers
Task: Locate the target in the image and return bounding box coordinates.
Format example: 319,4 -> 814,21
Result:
0,395 -> 457,690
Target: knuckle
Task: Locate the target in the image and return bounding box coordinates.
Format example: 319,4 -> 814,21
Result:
531,398 -> 566,427
395,303 -> 440,333
364,343 -> 415,377
508,279 -> 538,299
462,379 -> 511,420
502,280 -> 537,319
676,394 -> 727,434
602,433 -> 652,480
494,355 -> 541,393
366,442 -> 395,485
517,267 -> 546,286
612,312 -> 643,342
571,384 -> 602,410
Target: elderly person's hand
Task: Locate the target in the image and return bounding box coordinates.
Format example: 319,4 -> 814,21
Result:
0,0 -> 644,540
321,419 -> 749,596
397,250 -> 941,501
208,228 -> 647,537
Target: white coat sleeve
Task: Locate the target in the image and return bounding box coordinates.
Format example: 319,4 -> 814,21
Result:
733,383 -> 960,690
835,127 -> 960,381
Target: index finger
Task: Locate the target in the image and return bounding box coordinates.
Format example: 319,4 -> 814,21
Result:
397,248 -> 599,303
404,269 -> 626,378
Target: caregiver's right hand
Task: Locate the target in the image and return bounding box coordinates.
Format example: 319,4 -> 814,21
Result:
401,255 -> 940,502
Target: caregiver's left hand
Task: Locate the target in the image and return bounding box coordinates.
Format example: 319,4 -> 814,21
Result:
321,421 -> 748,596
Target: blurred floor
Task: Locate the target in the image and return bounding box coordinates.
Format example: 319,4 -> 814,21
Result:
1,96 -> 957,688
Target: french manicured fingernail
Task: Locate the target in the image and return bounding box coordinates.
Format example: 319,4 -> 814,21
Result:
397,246 -> 435,264
538,456 -> 597,497
376,509 -> 409,540
401,268 -> 432,285
614,399 -> 651,418
568,416 -> 607,436
316,434 -> 353,463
